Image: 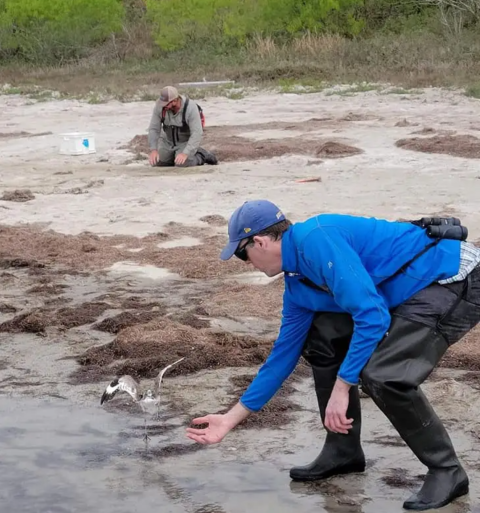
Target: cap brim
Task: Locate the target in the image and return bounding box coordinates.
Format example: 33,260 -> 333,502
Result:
220,240 -> 240,261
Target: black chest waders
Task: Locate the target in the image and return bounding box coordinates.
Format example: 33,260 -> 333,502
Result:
290,217 -> 478,511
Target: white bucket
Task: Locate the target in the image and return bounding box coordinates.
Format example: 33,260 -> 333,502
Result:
59,132 -> 96,155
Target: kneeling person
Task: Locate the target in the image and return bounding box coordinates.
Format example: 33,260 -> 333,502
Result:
148,86 -> 218,167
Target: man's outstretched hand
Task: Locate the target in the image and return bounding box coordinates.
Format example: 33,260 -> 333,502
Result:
186,414 -> 232,445
186,402 -> 250,445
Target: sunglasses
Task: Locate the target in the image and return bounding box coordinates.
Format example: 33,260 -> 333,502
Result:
234,237 -> 254,261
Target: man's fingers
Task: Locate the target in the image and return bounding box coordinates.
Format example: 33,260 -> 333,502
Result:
191,416 -> 210,425
325,415 -> 335,433
187,433 -> 207,444
325,412 -> 352,434
186,427 -> 206,435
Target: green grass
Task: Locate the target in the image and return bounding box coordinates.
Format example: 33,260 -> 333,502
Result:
276,77 -> 326,94
382,87 -> 422,95
325,83 -> 380,96
465,84 -> 480,99
2,30 -> 480,101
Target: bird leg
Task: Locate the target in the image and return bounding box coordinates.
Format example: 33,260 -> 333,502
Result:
143,416 -> 151,443
154,403 -> 161,422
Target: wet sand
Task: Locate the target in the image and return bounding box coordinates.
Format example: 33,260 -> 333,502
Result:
1,84 -> 480,512
1,371 -> 480,513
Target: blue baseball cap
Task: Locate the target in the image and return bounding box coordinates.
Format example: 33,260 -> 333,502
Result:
220,199 -> 286,260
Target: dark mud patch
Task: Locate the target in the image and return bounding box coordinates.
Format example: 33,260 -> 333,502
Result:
0,311 -> 50,333
210,136 -> 308,162
120,296 -> 165,310
301,481 -> 344,496
0,256 -> 45,270
315,141 -> 363,158
381,468 -> 424,489
72,318 -> 274,384
126,132 -> 363,163
116,422 -> 177,440
1,189 -> 35,202
49,301 -> 109,329
0,302 -> 17,313
218,371 -> 304,429
27,283 -> 69,295
0,301 -> 109,333
93,311 -> 163,334
456,371 -> 480,390
410,127 -> 436,135
440,326 -> 480,371
396,134 -> 480,159
0,224 -> 245,279
410,127 -> 456,136
124,117 -> 351,154
130,424 -> 177,437
0,272 -> 17,284
169,311 -> 210,329
199,215 -> 228,226
194,505 -> 227,513
367,434 -> 405,447
137,442 -> 204,460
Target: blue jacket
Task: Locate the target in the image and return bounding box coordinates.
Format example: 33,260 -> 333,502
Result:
240,214 -> 461,412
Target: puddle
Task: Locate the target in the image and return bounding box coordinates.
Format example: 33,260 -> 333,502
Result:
1,373 -> 480,512
157,237 -> 202,249
107,262 -> 181,281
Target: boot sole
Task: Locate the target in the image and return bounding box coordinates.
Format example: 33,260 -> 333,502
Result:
402,480 -> 469,511
290,462 -> 366,482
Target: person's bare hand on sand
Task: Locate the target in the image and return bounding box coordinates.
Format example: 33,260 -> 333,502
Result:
149,150 -> 159,166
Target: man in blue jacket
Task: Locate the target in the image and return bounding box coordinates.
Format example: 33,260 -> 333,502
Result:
186,199 -> 480,511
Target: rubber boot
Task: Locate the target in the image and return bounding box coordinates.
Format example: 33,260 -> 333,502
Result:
290,384 -> 366,481
401,404 -> 469,511
361,316 -> 469,511
290,312 -> 366,481
196,147 -> 218,165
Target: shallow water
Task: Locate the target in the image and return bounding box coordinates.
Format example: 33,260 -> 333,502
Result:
2,373 -> 480,513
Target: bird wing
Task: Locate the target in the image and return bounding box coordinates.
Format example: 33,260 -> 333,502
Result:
154,357 -> 185,395
100,375 -> 141,405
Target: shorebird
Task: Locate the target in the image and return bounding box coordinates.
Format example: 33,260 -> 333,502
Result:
100,357 -> 185,441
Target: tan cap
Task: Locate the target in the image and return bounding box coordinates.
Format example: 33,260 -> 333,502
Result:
157,86 -> 179,107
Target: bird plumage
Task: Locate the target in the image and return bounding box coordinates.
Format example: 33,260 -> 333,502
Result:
100,375 -> 141,405
100,357 -> 185,442
100,357 -> 185,406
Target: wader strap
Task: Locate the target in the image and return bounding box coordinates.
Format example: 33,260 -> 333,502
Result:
162,98 -> 189,147
381,239 -> 441,285
299,238 -> 442,294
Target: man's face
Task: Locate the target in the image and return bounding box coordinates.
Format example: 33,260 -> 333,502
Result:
234,235 -> 283,277
165,98 -> 180,111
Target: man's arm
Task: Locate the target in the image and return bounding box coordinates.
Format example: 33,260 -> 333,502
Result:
299,226 -> 391,385
181,101 -> 203,156
239,296 -> 314,412
186,294 -> 314,443
147,102 -> 162,151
